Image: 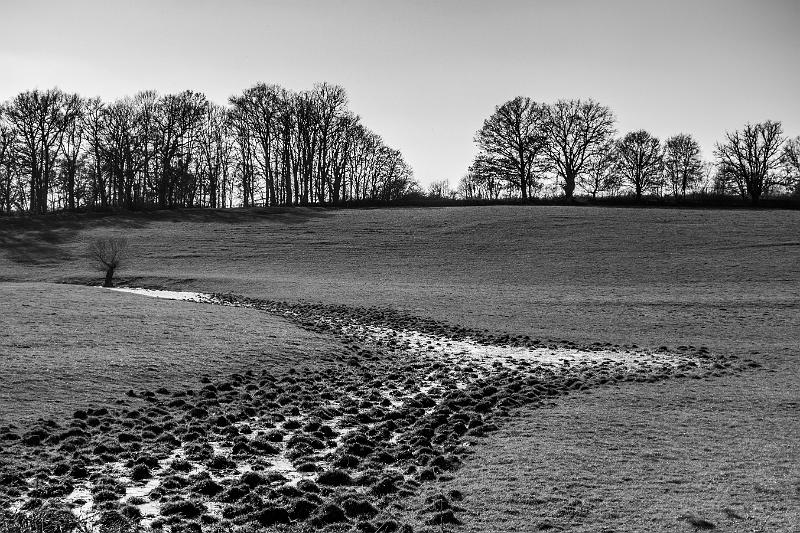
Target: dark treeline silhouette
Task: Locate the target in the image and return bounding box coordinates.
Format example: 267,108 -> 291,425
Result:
465,97 -> 800,206
2,88 -> 799,215
0,83 -> 416,214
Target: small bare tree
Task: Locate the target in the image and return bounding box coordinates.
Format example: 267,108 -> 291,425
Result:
90,238 -> 128,287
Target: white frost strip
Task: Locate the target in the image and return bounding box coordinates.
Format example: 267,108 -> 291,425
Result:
106,287 -> 216,303
334,321 -> 691,369
104,287 -> 690,368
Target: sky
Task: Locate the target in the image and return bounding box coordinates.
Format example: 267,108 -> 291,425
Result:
1,0 -> 798,187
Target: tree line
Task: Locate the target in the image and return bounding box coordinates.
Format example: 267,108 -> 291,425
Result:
2,87 -> 798,214
463,97 -> 800,205
0,83 -> 416,214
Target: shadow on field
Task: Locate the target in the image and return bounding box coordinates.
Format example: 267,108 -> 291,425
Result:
0,207 -> 331,264
0,225 -> 76,264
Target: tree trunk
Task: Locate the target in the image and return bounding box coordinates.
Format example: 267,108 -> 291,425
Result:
563,172 -> 576,199
67,163 -> 76,210
103,267 -> 115,287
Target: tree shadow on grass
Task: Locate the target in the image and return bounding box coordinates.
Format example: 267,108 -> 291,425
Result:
0,207 -> 332,264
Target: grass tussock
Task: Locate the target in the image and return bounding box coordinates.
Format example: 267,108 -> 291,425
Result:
1,507 -> 143,533
1,507 -> 81,533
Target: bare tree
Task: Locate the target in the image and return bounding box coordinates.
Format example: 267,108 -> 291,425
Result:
102,95 -> 149,209
474,97 -> 547,200
617,130 -> 663,201
59,93 -> 86,211
0,105 -> 18,213
427,179 -> 452,199
82,97 -> 109,209
458,167 -> 503,200
663,133 -> 703,200
229,84 -> 284,206
714,120 -> 784,205
313,83 -> 349,205
197,103 -> 233,208
578,141 -> 620,199
6,89 -> 71,214
542,99 -> 616,200
153,91 -> 208,208
469,155 -> 506,199
345,124 -> 378,202
457,173 -> 479,200
374,145 -> 415,202
90,237 -> 128,287
781,136 -> 800,195
0,82 -> 416,212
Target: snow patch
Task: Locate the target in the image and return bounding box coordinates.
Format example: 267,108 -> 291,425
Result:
106,287 -> 216,303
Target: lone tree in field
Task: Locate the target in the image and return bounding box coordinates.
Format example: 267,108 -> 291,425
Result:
90,238 -> 128,287
474,96 -> 548,200
617,130 -> 663,201
714,120 -> 784,205
542,99 -> 616,200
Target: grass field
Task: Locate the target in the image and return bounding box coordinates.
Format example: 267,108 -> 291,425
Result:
0,205 -> 798,531
0,283 -> 340,426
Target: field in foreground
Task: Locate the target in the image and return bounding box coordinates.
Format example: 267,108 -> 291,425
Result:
1,205 -> 798,531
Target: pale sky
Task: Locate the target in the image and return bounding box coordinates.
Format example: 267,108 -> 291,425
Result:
1,0 -> 798,186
